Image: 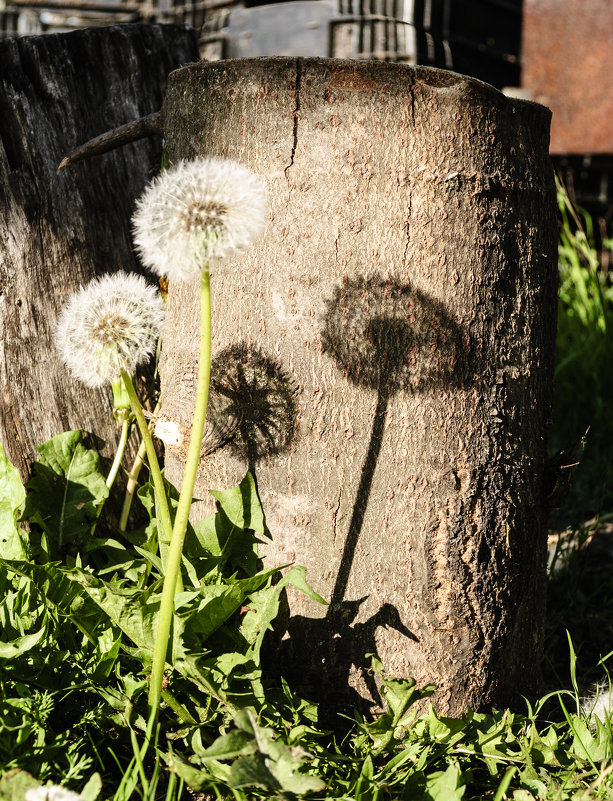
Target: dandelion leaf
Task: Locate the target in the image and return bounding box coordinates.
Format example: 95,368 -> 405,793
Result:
569,716 -> 611,762
282,564 -> 327,605
24,430 -> 109,553
67,570 -> 160,652
80,773 -> 102,801
225,710 -> 326,794
195,729 -> 257,761
425,762 -> 466,801
0,625 -> 46,659
191,473 -> 271,576
177,584 -> 245,650
0,560 -> 101,643
164,750 -> 230,792
0,769 -> 39,801
209,471 -> 268,540
0,442 -> 27,559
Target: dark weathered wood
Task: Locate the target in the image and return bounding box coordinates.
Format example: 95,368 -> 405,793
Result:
158,58 -> 558,716
0,23 -> 199,478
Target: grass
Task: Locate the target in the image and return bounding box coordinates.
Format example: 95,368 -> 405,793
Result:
549,179 -> 613,519
1,180 -> 613,801
1,560 -> 612,801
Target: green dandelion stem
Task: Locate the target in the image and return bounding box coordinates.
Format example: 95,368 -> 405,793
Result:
148,268 -> 211,714
121,370 -> 174,569
119,436 -> 146,531
119,397 -> 162,532
106,412 -> 131,490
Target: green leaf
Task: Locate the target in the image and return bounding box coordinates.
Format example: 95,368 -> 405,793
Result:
192,503 -> 259,576
240,584 -> 282,656
267,751 -> 327,795
0,442 -> 27,560
0,559 -> 103,644
518,770 -> 548,798
0,558 -> 152,683
0,571 -> 44,657
361,753 -> 374,780
377,743 -> 423,780
569,716 -> 611,763
282,565 -> 328,606
136,476 -> 159,546
426,762 -> 466,801
190,515 -> 223,557
209,472 -> 268,539
428,707 -> 469,745
525,723 -> 561,767
383,677 -> 419,719
80,772 -> 102,801
24,431 -> 109,552
0,769 -> 39,801
195,729 -> 257,761
178,584 -> 245,649
190,473 -> 285,579
239,566 -> 325,665
184,651 -> 258,703
232,566 -> 282,596
137,474 -> 181,552
512,791 -> 537,801
470,710 -> 519,773
225,710 -> 326,795
68,570 -> 160,652
229,754 -> 279,790
90,620 -> 122,681
165,750 -> 231,791
364,673 -> 436,755
0,624 -> 46,659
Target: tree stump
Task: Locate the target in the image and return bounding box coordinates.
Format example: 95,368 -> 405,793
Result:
158,58 -> 558,716
0,23 -> 199,478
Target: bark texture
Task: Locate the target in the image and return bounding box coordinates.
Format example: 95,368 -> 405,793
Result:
0,23 -> 198,478
158,58 -> 558,716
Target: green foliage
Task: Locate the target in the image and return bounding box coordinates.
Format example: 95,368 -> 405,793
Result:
23,430 -> 109,557
168,670 -> 612,801
0,769 -> 40,801
0,432 -> 326,797
551,181 -> 613,515
0,441 -> 27,560
2,428 -> 612,801
544,518 -> 613,691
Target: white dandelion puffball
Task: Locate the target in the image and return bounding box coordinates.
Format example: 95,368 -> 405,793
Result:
25,785 -> 83,801
581,681 -> 612,724
132,157 -> 268,282
55,271 -> 165,388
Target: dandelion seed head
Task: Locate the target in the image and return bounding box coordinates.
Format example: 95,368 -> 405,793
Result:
132,157 -> 268,282
581,680 -> 612,724
55,272 -> 165,388
26,786 -> 84,801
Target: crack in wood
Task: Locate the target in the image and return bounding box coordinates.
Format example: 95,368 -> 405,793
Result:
284,58 -> 302,180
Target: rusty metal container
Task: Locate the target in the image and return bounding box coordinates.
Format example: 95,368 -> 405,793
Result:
522,0 -> 613,155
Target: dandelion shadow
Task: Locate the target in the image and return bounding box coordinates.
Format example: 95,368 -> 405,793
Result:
269,275 -> 475,717
322,274 -> 473,614
205,343 -> 299,476
268,597 -> 418,725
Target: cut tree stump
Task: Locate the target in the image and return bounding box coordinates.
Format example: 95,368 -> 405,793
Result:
0,23 -> 199,479
157,58 -> 558,717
